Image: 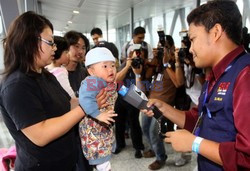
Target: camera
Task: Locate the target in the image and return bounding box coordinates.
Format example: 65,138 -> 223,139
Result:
178,47 -> 189,63
131,44 -> 144,69
157,30 -> 165,60
178,31 -> 192,63
242,27 -> 250,53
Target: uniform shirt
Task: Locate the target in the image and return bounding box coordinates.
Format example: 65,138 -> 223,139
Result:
184,65 -> 203,105
184,46 -> 250,170
0,70 -> 76,171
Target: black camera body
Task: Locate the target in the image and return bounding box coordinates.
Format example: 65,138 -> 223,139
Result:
178,47 -> 189,63
157,30 -> 165,60
157,30 -> 165,48
131,57 -> 144,69
131,44 -> 144,69
243,27 -> 250,53
178,31 -> 192,63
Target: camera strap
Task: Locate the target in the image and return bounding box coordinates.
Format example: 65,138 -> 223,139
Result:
185,66 -> 195,89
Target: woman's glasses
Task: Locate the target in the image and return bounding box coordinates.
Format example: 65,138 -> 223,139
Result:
39,37 -> 57,48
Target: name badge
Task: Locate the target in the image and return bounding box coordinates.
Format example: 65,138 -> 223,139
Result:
156,73 -> 163,81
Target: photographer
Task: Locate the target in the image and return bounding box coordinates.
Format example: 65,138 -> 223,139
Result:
114,44 -> 153,158
140,35 -> 179,170
90,27 -> 119,62
120,26 -> 153,64
174,32 -> 205,166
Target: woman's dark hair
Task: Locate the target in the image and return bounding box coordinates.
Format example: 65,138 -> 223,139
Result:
165,35 -> 174,47
141,43 -> 148,59
187,0 -> 242,45
2,11 -> 53,78
54,36 -> 69,60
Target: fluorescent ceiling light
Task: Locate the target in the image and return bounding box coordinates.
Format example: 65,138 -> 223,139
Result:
73,10 -> 79,14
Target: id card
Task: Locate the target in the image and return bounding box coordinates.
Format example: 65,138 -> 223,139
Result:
192,112 -> 203,136
156,73 -> 163,81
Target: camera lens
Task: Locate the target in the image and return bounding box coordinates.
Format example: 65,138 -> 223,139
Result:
131,57 -> 144,69
178,48 -> 188,63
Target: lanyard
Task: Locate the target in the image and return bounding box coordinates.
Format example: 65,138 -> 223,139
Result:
192,53 -> 241,136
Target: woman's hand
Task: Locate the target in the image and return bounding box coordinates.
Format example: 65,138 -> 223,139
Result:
175,48 -> 180,63
96,110 -> 117,125
96,88 -> 108,109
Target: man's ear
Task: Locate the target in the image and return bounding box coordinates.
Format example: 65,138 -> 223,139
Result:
212,23 -> 223,42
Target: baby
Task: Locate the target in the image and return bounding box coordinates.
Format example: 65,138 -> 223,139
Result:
78,47 -> 117,171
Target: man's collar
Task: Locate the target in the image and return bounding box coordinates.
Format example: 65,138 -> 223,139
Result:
212,45 -> 245,82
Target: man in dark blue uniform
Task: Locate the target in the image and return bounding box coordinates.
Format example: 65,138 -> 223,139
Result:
143,1 -> 250,170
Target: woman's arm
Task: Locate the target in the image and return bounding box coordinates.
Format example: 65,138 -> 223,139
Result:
21,106 -> 85,147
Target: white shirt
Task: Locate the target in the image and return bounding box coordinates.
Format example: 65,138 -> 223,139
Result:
121,39 -> 153,62
184,64 -> 202,105
47,66 -> 76,98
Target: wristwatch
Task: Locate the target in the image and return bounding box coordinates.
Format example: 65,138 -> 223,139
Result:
175,62 -> 180,68
163,62 -> 171,68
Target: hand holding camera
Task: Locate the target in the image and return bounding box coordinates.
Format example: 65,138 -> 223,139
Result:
178,31 -> 192,64
131,44 -> 144,69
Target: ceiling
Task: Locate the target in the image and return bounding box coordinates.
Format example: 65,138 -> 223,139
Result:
38,0 -> 197,33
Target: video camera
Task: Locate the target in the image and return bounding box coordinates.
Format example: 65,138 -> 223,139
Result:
131,44 -> 144,69
178,31 -> 192,63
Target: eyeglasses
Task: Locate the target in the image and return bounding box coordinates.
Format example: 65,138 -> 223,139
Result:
39,37 -> 57,48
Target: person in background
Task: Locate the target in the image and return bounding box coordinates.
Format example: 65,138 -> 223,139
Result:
120,26 -> 153,63
0,11 -> 116,171
46,36 -> 76,98
64,31 -> 89,97
140,35 -> 177,170
90,27 -> 119,62
79,47 -> 117,171
143,1 -> 250,170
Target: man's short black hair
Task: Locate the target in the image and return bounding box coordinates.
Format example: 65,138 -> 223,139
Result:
133,26 -> 146,35
90,27 -> 103,36
64,30 -> 81,45
187,0 -> 242,45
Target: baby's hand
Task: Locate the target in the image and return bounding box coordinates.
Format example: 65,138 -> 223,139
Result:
96,110 -> 117,125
